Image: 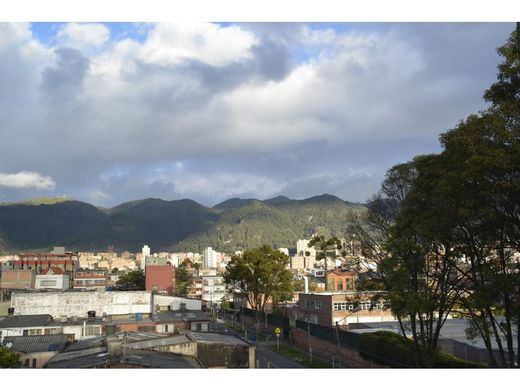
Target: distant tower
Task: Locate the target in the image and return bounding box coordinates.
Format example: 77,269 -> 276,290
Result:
141,245 -> 151,270
203,247 -> 217,268
108,244 -> 114,253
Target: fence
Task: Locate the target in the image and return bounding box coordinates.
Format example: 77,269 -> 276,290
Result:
295,319 -> 360,350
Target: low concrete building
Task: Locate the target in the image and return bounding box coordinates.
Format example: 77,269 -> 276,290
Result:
12,290 -> 204,318
2,334 -> 73,368
35,267 -> 69,290
297,292 -> 395,327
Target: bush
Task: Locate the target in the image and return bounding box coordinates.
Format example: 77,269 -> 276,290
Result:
359,331 -> 415,367
358,331 -> 487,368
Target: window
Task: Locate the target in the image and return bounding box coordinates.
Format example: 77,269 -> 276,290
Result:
40,280 -> 57,287
32,359 -> 37,368
85,326 -> 101,336
24,359 -> 30,367
137,325 -> 155,332
337,280 -> 343,290
315,300 -> 322,310
29,329 -> 42,335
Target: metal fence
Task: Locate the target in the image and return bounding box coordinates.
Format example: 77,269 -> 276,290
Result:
295,319 -> 360,350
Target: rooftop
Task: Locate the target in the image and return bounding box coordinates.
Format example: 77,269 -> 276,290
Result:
2,334 -> 73,353
0,314 -> 56,328
188,332 -> 250,346
152,310 -> 209,323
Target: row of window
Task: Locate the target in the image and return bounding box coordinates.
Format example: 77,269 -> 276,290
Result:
333,301 -> 384,311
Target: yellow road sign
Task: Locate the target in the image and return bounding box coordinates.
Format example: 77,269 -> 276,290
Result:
275,327 -> 281,334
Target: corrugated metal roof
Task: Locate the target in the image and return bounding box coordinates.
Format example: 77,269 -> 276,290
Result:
125,334 -> 192,350
2,334 -> 72,353
0,314 -> 56,328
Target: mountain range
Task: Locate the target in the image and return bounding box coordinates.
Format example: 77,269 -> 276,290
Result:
0,195 -> 365,254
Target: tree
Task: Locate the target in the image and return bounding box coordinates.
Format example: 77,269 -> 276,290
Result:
224,245 -> 294,343
308,235 -> 342,291
175,259 -> 193,297
0,346 -> 21,368
115,270 -> 145,291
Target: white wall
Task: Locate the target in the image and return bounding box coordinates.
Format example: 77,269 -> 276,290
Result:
11,291 -> 152,317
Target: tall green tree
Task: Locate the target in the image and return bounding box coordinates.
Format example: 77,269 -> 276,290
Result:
115,269 -> 145,291
224,245 -> 293,343
175,259 -> 193,297
308,235 -> 342,291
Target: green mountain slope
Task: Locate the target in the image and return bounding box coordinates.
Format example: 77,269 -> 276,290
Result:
0,195 -> 365,253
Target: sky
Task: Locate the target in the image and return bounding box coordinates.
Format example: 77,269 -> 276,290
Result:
0,22 -> 515,207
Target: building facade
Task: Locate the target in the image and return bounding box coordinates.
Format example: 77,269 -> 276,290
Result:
35,268 -> 69,290
297,292 -> 394,327
203,247 -> 218,268
145,264 -> 175,295
73,270 -> 108,290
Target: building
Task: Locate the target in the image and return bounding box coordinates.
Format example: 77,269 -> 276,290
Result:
14,247 -> 78,288
297,292 -> 395,327
187,277 -> 203,300
201,272 -> 226,307
73,269 -> 109,290
296,239 -> 316,257
0,269 -> 35,290
145,264 -> 175,295
35,267 -> 69,290
327,270 -> 357,291
278,248 -> 289,256
203,247 -> 218,268
141,245 -> 151,269
10,290 -> 201,318
1,334 -> 73,368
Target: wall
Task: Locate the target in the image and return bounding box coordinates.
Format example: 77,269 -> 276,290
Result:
0,270 -> 35,289
11,291 -> 152,317
19,351 -> 57,368
145,265 -> 174,295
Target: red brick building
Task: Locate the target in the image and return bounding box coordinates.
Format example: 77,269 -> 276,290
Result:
327,270 -> 356,291
0,269 -> 35,289
14,248 -> 78,288
73,270 -> 109,290
145,265 -> 175,295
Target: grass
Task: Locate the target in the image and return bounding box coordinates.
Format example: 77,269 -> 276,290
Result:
224,322 -> 244,332
269,344 -> 332,368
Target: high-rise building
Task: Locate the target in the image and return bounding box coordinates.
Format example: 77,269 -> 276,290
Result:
203,247 -> 217,268
141,245 -> 151,270
296,239 -> 316,257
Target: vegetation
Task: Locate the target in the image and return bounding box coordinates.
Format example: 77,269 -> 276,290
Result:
224,245 -> 294,343
174,259 -> 193,297
269,344 -> 332,368
308,235 -> 342,291
0,346 -> 21,368
358,331 -> 485,368
114,270 -> 145,291
353,28 -> 520,368
0,195 -> 364,253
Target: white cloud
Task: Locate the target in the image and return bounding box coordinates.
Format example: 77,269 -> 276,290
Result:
0,171 -> 56,190
139,23 -> 258,66
56,22 -> 110,50
164,173 -> 283,200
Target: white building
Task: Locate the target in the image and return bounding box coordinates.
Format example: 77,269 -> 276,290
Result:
201,272 -> 226,306
278,248 -> 289,256
203,247 -> 218,268
34,268 -> 69,290
170,254 -> 180,268
141,245 -> 151,269
296,239 -> 316,257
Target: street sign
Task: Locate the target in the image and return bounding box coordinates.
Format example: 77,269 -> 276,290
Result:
275,327 -> 281,334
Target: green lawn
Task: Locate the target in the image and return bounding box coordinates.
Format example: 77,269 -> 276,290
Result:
269,344 -> 332,368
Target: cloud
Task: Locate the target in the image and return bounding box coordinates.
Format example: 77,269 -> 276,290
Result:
56,23 -> 110,50
0,172 -> 56,190
0,22 -> 514,206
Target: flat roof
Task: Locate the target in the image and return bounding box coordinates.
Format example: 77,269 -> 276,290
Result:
2,334 -> 73,353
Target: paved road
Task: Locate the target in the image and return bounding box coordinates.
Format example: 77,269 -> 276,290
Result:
257,345 -> 304,368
